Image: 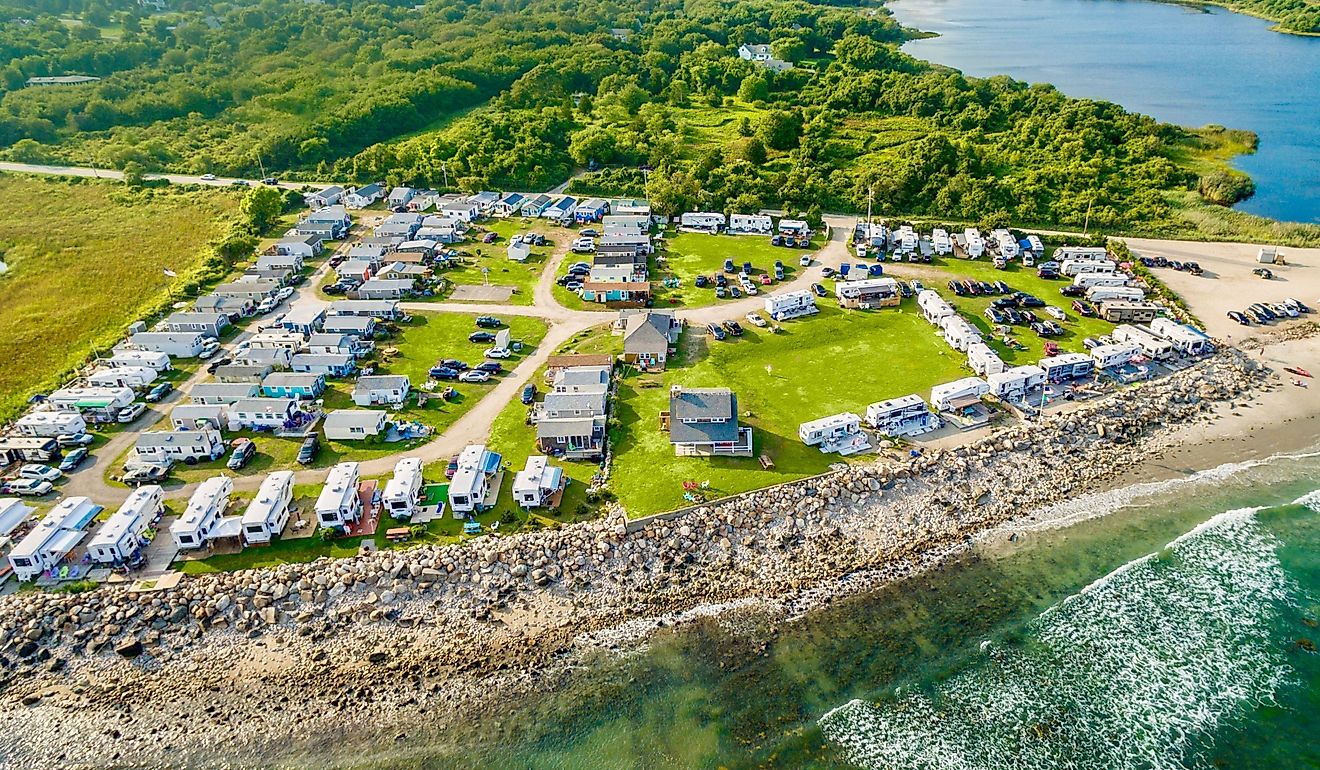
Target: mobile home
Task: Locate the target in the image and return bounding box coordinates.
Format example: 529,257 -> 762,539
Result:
962,228 -> 985,258
918,290 -> 955,325
7,496 -> 100,581
13,411 -> 86,439
107,350 -> 172,372
679,212 -> 726,232
87,485 -> 162,564
316,462 -> 362,528
931,228 -> 952,256
1039,352 -> 1095,383
87,365 -> 157,390
1072,273 -> 1130,289
170,476 -> 233,550
991,228 -> 1018,259
1100,301 -> 1160,324
241,471 -> 294,545
864,394 -> 940,437
836,278 -> 900,308
942,316 -> 981,352
1091,342 -> 1143,369
1054,246 -> 1109,263
930,377 -> 990,412
382,457 -> 423,521
986,365 -> 1046,401
729,214 -> 773,234
798,412 -> 863,448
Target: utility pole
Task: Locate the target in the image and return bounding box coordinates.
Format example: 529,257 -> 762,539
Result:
257,154 -> 267,181
866,185 -> 874,225
441,162 -> 449,190
1083,197 -> 1094,237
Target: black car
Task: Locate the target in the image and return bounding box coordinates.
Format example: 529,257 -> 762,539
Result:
706,323 -> 727,341
1004,308 -> 1024,325
722,320 -> 744,336
262,177 -> 279,185
476,361 -> 503,374
521,383 -> 537,404
811,282 -> 827,298
226,439 -> 256,471
429,366 -> 460,380
323,283 -> 348,295
468,331 -> 496,343
897,280 -> 913,298
994,281 -> 1011,294
1060,285 -> 1086,298
715,273 -> 728,288
439,358 -> 470,371
475,316 -> 502,328
297,435 -> 319,465
1037,267 -> 1060,279
694,275 -> 709,288
1017,293 -> 1045,307
978,281 -> 997,295
206,356 -> 233,374
145,382 -> 173,403
985,307 -> 1007,324
1227,310 -> 1251,326
728,286 -> 741,299
948,280 -> 966,296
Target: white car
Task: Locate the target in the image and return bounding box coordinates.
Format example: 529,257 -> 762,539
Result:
276,287 -> 295,301
1045,306 -> 1067,321
117,402 -> 147,423
19,464 -> 62,482
56,433 -> 95,447
571,238 -> 595,253
745,312 -> 768,327
799,255 -> 812,267
200,173 -> 217,181
3,478 -> 52,497
198,340 -> 221,359
459,369 -> 491,383
257,297 -> 279,314
484,347 -> 512,359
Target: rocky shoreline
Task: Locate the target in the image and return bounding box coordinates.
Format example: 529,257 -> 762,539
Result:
0,347 -> 1279,768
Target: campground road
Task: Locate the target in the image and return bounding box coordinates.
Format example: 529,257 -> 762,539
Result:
0,161 -> 331,191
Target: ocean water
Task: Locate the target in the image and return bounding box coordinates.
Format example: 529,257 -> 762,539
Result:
887,0 -> 1320,224
296,448 -> 1320,770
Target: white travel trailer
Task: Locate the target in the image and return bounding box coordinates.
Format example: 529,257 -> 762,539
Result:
48,387 -> 135,416
316,462 -> 362,529
864,394 -> 940,437
1040,352 -> 1095,383
942,316 -> 982,352
512,455 -> 565,509
14,410 -> 86,438
728,214 -> 773,234
991,229 -> 1018,259
918,290 -> 955,325
894,224 -> 917,254
1149,317 -> 1213,356
1091,342 -> 1143,369
7,496 -> 100,581
798,412 -> 867,455
448,444 -> 502,515
1054,246 -> 1110,263
1061,259 -> 1116,277
679,212 -> 726,231
242,471 -> 294,545
107,350 -> 172,372
1072,272 -> 1130,289
931,228 -> 952,256
930,377 -> 989,412
962,228 -> 985,258
171,476 -> 233,550
1086,285 -> 1146,304
87,485 -> 162,564
763,289 -> 818,321
1112,324 -> 1175,360
987,365 -> 1046,402
383,457 -> 424,521
87,366 -> 157,390
967,341 -> 1006,376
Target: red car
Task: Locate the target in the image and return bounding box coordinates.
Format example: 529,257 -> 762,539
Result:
759,274 -> 772,285
482,232 -> 498,244
445,457 -> 459,478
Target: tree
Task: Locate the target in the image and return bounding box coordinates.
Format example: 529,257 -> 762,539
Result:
737,74 -> 769,103
9,139 -> 49,163
742,136 -> 767,165
213,230 -> 258,262
121,161 -> 146,188
757,110 -> 802,151
737,116 -> 753,137
239,186 -> 284,233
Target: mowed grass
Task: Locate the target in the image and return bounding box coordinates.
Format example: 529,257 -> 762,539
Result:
0,176 -> 238,423
608,303 -> 968,516
649,230 -> 819,309
430,218 -> 561,305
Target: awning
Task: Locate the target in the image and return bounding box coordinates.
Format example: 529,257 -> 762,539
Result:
947,394 -> 984,410
74,399 -> 114,409
212,517 -> 244,539
46,529 -> 85,556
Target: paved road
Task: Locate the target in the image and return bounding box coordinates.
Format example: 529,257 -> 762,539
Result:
0,161 -> 331,191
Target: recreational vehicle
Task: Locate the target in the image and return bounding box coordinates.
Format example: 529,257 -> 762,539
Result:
171,476 -> 233,550
1149,317 -> 1213,356
448,445 -> 502,515
798,413 -> 868,455
991,229 -> 1019,259
763,289 -> 818,321
383,457 -> 424,521
87,485 -> 162,564
241,471 -> 294,545
967,341 -> 1006,376
962,228 -> 985,258
1112,324 -> 1175,360
1072,273 -> 1129,289
1100,301 -> 1160,324
1054,247 -> 1110,263
864,395 -> 940,437
7,496 -> 100,581
512,456 -> 566,509
942,317 -> 982,352
679,212 -> 725,232
1086,285 -> 1146,304
1039,353 -> 1095,383
316,462 -> 362,528
987,365 -> 1046,401
930,377 -> 990,412
931,228 -> 952,256
835,278 -> 900,308
918,290 -> 955,325
1091,342 -> 1143,370
14,411 -> 86,439
1060,259 -> 1116,277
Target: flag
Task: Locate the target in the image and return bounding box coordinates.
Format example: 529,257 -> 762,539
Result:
163,268 -> 177,277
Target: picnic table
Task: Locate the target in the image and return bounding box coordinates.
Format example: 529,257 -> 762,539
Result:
759,454 -> 775,470
385,527 -> 412,543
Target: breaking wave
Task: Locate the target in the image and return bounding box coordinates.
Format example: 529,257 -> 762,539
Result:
819,506 -> 1301,770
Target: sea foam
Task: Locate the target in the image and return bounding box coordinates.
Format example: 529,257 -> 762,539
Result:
819,509 -> 1300,770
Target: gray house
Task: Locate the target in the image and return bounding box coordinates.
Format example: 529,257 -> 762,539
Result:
163,312 -> 231,338
665,386 -> 753,457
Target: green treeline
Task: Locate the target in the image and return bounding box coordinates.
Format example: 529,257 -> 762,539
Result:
1170,0 -> 1320,35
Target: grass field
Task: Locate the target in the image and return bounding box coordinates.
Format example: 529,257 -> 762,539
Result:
429,218 -> 561,306
649,230 -> 817,308
0,176 -> 238,425
607,302 -> 969,516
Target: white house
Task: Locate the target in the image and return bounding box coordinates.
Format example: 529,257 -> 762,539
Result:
729,214 -> 773,234
986,365 -> 1047,402
135,427 -> 226,467
1040,352 -> 1095,383
352,375 -> 410,407
7,496 -> 100,581
126,331 -> 207,358
87,366 -> 157,390
507,241 -> 531,262
864,394 -> 940,437
1091,342 -> 1144,370
87,485 -> 162,565
344,182 -> 385,209
47,387 -> 135,419
930,377 -> 990,412
679,212 -> 726,232
13,411 -> 86,438
798,412 -> 869,455
1149,317 -> 1212,356
107,350 -> 172,372
171,476 -> 233,550
305,186 -> 345,209
764,289 -> 818,321
323,409 -> 387,441
1112,324 -> 1174,360
387,186 -> 415,208
242,470 -> 294,545
226,398 -> 299,432
169,404 -> 228,431
448,444 -> 502,516
967,341 -> 1006,376
382,457 -> 423,521
316,462 -> 362,528
512,455 -> 565,509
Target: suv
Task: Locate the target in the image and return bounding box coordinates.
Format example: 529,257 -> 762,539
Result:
145,382 -> 174,403
122,464 -> 169,486
521,383 -> 538,404
706,323 -> 727,341
117,403 -> 147,423
19,464 -> 62,482
296,435 -> 319,465
3,478 -> 53,496
226,439 -> 256,471
475,316 -> 502,328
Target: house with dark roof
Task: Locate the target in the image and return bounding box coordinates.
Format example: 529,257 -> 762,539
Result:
664,386 -> 753,457
619,310 -> 681,370
345,183 -> 385,209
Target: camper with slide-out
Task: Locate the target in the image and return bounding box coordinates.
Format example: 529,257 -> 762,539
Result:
383,457 -> 424,521
87,485 -> 162,564
242,471 -> 294,545
1086,285 -> 1146,304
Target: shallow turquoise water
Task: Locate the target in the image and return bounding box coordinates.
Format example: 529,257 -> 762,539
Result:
322,450 -> 1320,770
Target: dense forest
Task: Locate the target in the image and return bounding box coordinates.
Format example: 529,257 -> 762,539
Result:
0,0 -> 1285,234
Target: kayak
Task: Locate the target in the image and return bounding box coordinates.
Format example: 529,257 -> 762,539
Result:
1285,367 -> 1312,378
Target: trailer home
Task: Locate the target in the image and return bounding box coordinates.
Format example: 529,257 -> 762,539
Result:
242,471 -> 294,545
382,457 -> 423,521
1039,352 -> 1095,383
13,411 -> 86,438
316,462 -> 362,528
107,350 -> 172,372
87,485 -> 161,564
87,366 -> 157,390
1054,246 -> 1110,263
448,444 -> 502,515
930,377 -> 989,412
798,412 -> 869,455
729,214 -> 773,234
1112,324 -> 1175,360
1091,342 -> 1143,370
763,289 -> 818,321
962,228 -> 985,258
931,228 -> 952,255
987,365 -> 1046,401
918,290 -> 955,325
7,496 -> 100,581
171,476 -> 233,550
1060,259 -> 1116,277
942,316 -> 982,352
991,229 -> 1018,259
864,394 -> 939,437
512,455 -> 565,509
967,341 -> 1006,376
679,212 -> 725,232
1072,273 -> 1130,289
1100,301 -> 1160,324
1086,285 -> 1146,304
1149,317 -> 1212,356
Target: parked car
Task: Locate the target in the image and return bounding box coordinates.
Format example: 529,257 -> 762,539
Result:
475,362 -> 503,374
482,232 -> 498,244
56,433 -> 95,448
145,382 -> 174,403
439,358 -> 470,371
897,281 -> 913,298
728,286 -> 742,298
296,435 -> 319,465
3,478 -> 53,496
723,259 -> 736,273
484,347 -> 512,359
812,283 -> 827,298
579,228 -> 599,237
1227,310 -> 1251,326
571,238 -> 595,253
799,255 -> 812,267
468,331 -> 496,343
761,273 -> 774,285
745,312 -> 768,327
429,366 -> 460,380
706,323 -> 726,341
323,283 -> 348,295
1083,337 -> 1103,350
694,275 -> 709,288
256,297 -> 278,314
715,273 -> 728,288
459,369 -> 491,383
198,340 -> 222,359
742,261 -> 753,275
1045,306 -> 1067,321
475,316 -> 502,328
1060,285 -> 1086,298
521,383 -> 538,404
262,177 -> 279,185
820,266 -> 835,278
117,403 -> 147,423
226,439 -> 256,471
230,179 -> 249,187
20,463 -> 62,482
1071,300 -> 1095,317
1286,297 -> 1312,313
985,308 -> 1007,324
445,457 -> 459,479
722,320 -> 744,336
1252,267 -> 1274,279
200,174 -> 217,181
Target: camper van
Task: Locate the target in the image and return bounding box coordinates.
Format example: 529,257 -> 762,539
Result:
383,457 -> 424,521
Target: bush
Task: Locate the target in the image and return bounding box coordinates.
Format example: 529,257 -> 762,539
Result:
1197,169 -> 1256,206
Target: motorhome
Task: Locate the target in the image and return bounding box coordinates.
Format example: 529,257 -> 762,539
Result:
316,462 -> 362,528
894,225 -> 918,254
728,214 -> 773,234
991,229 -> 1018,259
1086,285 -> 1146,304
87,485 -> 162,564
7,496 -> 100,581
918,290 -> 955,325
1039,352 -> 1095,383
241,471 -> 294,545
382,457 -> 424,521
1091,342 -> 1143,369
763,289 -> 818,321
942,316 -> 981,352
835,277 -> 900,308
1112,324 -> 1174,360
87,366 -> 157,390
13,411 -> 86,438
864,395 -> 940,437
987,365 -> 1046,401
678,212 -> 725,232
171,476 -> 233,550
1149,317 -> 1213,356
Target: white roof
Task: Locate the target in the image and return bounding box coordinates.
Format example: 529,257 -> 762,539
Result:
513,455 -> 562,497
987,365 -> 1045,387
10,497 -> 97,562
175,477 -> 232,534
88,487 -> 158,552
382,457 -> 423,505
867,394 -> 927,414
317,462 -> 360,513
931,377 -> 989,399
243,471 -> 294,528
324,409 -> 386,430
0,498 -> 35,538
800,412 -> 861,432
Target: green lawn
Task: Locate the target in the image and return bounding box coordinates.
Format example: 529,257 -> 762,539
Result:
425,218 -> 562,306
607,302 -> 969,516
649,230 -> 818,308
0,175 -> 239,425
